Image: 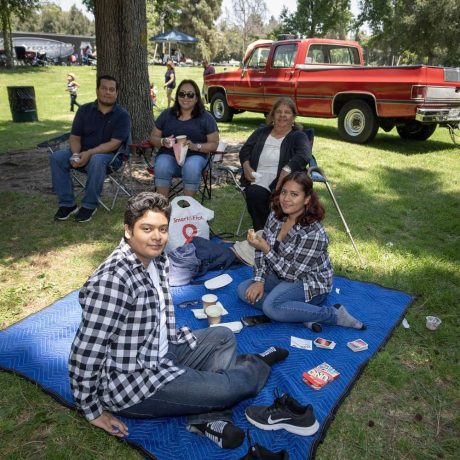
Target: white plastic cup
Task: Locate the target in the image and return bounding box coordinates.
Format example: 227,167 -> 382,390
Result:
425,316 -> 441,331
175,135 -> 187,145
202,294 -> 218,310
206,304 -> 222,325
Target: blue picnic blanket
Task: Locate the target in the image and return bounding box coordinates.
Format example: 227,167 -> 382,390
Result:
0,266 -> 413,459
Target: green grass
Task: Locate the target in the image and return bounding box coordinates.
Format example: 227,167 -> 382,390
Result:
0,66 -> 459,459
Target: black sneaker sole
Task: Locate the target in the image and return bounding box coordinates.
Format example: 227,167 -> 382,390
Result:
245,412 -> 319,436
54,207 -> 78,221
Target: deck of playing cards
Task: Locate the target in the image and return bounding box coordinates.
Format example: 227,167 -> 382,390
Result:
302,362 -> 340,390
347,339 -> 368,352
313,337 -> 336,350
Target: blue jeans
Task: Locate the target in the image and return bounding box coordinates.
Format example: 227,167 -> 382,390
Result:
116,327 -> 271,424
50,148 -> 118,209
154,153 -> 208,192
237,273 -> 336,324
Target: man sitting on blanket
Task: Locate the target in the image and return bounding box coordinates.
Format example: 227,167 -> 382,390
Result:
68,191 -> 288,449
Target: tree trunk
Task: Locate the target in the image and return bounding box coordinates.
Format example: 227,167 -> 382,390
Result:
0,1 -> 14,69
94,0 -> 153,143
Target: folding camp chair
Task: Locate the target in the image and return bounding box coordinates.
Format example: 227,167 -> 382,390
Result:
130,140 -> 226,203
38,133 -> 132,211
218,128 -> 365,266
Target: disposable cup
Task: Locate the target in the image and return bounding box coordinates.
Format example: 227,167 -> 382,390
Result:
206,304 -> 222,325
425,316 -> 441,331
175,135 -> 187,145
202,294 -> 218,310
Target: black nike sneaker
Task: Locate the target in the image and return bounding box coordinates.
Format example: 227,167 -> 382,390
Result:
245,390 -> 319,436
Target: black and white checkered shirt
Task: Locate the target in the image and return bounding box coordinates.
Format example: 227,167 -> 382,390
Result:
254,212 -> 333,301
68,239 -> 197,421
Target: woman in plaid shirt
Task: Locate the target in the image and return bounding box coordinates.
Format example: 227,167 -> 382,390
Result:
237,171 -> 365,330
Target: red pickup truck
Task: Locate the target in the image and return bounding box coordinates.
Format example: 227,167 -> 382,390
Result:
204,38 -> 460,143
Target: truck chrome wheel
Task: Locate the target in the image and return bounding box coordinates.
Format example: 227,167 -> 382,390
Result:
338,100 -> 378,143
210,92 -> 234,122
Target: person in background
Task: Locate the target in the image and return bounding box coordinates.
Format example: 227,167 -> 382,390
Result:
202,59 -> 215,77
150,82 -> 158,108
150,79 -> 219,198
69,191 -> 288,449
237,171 -> 366,331
66,73 -> 80,112
239,97 -> 312,231
50,75 -> 131,223
164,59 -> 176,108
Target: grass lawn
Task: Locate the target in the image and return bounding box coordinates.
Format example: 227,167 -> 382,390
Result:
0,66 -> 459,459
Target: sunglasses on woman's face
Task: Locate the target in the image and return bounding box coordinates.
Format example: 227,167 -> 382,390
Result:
178,91 -> 196,99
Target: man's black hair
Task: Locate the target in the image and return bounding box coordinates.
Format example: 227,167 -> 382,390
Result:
124,192 -> 171,229
97,74 -> 118,91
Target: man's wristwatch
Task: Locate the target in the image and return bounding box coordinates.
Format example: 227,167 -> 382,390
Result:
196,143 -> 202,152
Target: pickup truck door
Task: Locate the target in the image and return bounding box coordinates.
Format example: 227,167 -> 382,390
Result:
263,43 -> 299,110
233,46 -> 271,111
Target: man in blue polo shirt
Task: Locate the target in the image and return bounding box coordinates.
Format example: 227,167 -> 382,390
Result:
50,75 -> 131,222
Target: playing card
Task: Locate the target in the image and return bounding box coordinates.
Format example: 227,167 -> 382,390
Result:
290,336 -> 313,351
347,339 -> 368,352
314,337 -> 336,350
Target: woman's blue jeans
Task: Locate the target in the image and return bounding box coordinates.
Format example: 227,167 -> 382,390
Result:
49,148 -> 118,210
237,273 -> 336,324
116,327 -> 271,424
154,153 -> 208,192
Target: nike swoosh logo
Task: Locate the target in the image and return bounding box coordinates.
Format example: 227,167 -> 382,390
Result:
267,415 -> 291,424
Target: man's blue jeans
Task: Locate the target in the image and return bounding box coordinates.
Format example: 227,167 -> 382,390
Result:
50,148 -> 117,210
154,153 -> 208,193
237,273 -> 335,324
116,327 -> 271,424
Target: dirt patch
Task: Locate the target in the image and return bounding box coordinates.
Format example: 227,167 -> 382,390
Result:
0,144 -> 243,196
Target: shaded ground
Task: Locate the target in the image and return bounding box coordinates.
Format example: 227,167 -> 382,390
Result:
0,144 -> 243,196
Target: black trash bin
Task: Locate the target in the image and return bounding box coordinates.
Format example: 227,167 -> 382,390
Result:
7,86 -> 38,122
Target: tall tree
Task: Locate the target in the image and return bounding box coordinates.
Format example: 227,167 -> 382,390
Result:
229,0 -> 268,54
93,0 -> 153,143
277,0 -> 352,39
175,0 -> 222,60
358,0 -> 460,65
0,0 -> 40,68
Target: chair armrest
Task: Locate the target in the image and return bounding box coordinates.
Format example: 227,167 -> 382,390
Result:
308,165 -> 327,183
37,132 -> 71,150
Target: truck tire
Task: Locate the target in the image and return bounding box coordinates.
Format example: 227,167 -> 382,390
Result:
210,92 -> 234,122
396,122 -> 436,140
338,100 -> 379,143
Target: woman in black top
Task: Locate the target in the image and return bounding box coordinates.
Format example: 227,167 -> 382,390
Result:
239,97 -> 312,230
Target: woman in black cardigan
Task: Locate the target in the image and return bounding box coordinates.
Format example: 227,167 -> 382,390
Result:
239,97 -> 312,230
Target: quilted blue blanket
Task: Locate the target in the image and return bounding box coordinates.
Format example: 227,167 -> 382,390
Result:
0,266 -> 413,459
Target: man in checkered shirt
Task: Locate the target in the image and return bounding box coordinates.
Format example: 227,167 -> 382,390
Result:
69,192 -> 288,448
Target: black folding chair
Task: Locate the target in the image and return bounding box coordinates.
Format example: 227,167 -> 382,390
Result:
131,140 -> 226,203
218,128 -> 365,266
38,133 -> 132,211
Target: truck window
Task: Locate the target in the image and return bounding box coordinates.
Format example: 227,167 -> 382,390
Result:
306,45 -> 328,64
306,44 -> 360,65
246,47 -> 271,69
272,44 -> 297,68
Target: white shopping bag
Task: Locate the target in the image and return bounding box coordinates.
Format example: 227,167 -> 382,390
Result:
167,196 -> 214,252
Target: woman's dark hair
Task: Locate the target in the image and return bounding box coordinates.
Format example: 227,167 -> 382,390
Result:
266,97 -> 303,131
124,192 -> 171,230
272,171 -> 325,225
172,79 -> 204,118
